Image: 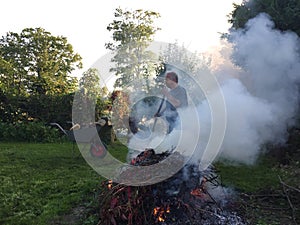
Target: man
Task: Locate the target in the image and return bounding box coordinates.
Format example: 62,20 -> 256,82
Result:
156,71 -> 188,132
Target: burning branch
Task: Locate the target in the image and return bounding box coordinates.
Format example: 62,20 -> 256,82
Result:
98,149 -> 245,225
153,205 -> 170,223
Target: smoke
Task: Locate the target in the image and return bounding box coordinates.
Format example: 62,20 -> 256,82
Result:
193,13 -> 300,165
217,78 -> 275,163
126,13 -> 300,167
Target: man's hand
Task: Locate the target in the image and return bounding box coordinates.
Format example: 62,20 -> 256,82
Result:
162,87 -> 181,108
154,112 -> 161,117
161,87 -> 169,96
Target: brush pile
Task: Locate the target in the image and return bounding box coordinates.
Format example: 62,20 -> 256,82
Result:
98,149 -> 245,225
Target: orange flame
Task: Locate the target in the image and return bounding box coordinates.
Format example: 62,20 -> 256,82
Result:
107,180 -> 113,190
190,187 -> 203,197
191,177 -> 208,198
166,206 -> 170,213
153,206 -> 170,222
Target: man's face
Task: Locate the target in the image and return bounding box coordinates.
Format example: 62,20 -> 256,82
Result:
165,78 -> 173,88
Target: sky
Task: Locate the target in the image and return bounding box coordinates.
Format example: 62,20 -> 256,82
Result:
1,0 -> 242,77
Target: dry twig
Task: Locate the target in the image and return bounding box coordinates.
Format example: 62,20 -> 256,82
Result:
278,175 -> 298,225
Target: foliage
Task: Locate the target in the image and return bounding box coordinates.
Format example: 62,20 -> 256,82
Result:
0,27 -> 113,142
228,0 -> 300,37
105,8 -> 160,88
0,142 -> 104,225
160,42 -> 206,75
0,27 -> 85,129
159,42 -> 211,104
0,27 -> 82,96
72,94 -> 110,126
0,92 -> 75,124
109,90 -> 132,137
0,71 -> 110,130
0,122 -> 62,142
79,68 -> 102,98
75,68 -> 111,124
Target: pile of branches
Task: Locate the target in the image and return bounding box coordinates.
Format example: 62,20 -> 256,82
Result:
239,176 -> 300,224
97,149 -> 245,225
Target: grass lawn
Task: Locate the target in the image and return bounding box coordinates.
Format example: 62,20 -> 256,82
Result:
215,154 -> 300,225
1,141 -> 299,225
0,142 -> 108,225
215,157 -> 284,193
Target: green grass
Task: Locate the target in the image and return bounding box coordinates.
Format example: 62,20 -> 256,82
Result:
0,142 -> 105,225
107,141 -> 128,162
214,156 -> 299,225
0,141 -> 296,225
214,156 -> 285,193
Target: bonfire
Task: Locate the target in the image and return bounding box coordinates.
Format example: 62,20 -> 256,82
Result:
97,149 -> 245,225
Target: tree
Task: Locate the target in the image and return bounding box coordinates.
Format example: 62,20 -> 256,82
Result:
74,68 -> 111,124
159,42 -> 210,105
228,0 -> 300,36
0,57 -> 14,94
105,8 -> 161,88
160,41 -> 207,75
79,68 -> 101,98
0,27 -> 82,96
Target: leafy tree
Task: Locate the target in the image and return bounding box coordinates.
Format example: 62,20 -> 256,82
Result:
228,0 -> 300,36
160,42 -> 207,75
73,68 -> 110,124
79,68 -> 101,98
0,57 -> 14,93
105,8 -> 161,88
0,27 -> 82,96
159,42 -> 210,105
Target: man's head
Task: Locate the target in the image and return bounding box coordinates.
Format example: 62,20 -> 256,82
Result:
165,72 -> 178,89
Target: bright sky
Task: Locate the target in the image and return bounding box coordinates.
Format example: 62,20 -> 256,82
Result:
1,0 -> 242,77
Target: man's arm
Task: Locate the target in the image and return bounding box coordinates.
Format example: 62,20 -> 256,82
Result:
162,88 -> 181,108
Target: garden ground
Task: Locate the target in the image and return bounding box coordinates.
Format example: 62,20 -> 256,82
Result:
0,134 -> 299,225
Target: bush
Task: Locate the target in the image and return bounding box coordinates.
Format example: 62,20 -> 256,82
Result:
0,122 -> 63,142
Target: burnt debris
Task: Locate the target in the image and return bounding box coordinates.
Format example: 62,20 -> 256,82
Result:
98,149 -> 245,225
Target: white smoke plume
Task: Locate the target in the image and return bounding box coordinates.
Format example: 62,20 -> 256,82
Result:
125,13 -> 300,167
196,13 -> 300,165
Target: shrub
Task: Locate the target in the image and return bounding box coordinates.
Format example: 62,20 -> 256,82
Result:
0,122 -> 63,142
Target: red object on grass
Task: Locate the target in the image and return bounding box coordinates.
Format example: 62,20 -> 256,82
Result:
90,143 -> 107,158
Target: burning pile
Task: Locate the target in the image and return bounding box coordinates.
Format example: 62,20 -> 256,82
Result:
98,149 -> 245,225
